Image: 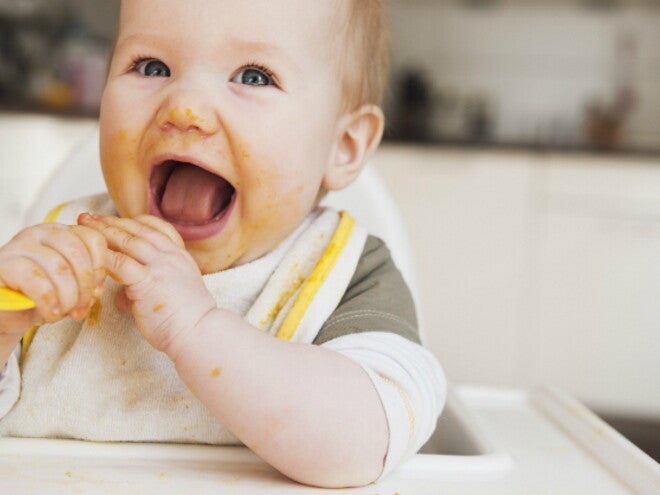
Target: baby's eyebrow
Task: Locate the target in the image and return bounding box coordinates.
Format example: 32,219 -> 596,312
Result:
223,36 -> 301,74
114,33 -> 170,53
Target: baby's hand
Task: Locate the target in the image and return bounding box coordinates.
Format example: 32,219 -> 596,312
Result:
0,223 -> 107,335
78,214 -> 216,355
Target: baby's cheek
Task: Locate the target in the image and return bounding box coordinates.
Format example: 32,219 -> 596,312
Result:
101,136 -> 148,217
102,129 -> 139,164
105,172 -> 149,218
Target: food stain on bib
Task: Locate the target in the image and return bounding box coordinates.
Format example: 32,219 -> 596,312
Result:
86,300 -> 102,327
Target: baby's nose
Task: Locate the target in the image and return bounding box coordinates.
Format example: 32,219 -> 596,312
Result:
156,90 -> 220,135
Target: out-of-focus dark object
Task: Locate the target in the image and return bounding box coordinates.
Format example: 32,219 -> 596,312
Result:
584,88 -> 635,151
391,68 -> 434,142
581,0 -> 621,11
464,95 -> 494,144
459,0 -> 500,9
0,0 -> 116,115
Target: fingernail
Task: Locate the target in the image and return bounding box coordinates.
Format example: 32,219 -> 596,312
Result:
51,306 -> 61,317
93,285 -> 104,298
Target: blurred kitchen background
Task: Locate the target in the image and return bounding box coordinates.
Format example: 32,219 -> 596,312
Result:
386,0 -> 659,153
0,0 -> 117,115
0,0 -> 659,461
1,0 -> 659,153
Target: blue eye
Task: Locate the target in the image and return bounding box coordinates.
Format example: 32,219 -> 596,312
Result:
135,59 -> 171,77
232,66 -> 275,87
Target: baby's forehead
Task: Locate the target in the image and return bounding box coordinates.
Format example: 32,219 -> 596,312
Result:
118,0 -> 345,60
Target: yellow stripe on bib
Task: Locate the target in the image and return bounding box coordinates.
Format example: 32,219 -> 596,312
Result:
276,211 -> 355,342
43,201 -> 71,224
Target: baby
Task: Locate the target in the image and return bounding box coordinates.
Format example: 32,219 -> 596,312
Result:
0,0 -> 445,488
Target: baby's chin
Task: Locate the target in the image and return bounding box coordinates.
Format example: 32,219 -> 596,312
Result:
189,233 -> 289,275
187,243 -> 247,275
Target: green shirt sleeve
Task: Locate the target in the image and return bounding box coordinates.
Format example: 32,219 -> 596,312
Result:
313,235 -> 420,345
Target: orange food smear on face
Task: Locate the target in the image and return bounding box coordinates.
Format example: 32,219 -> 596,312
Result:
110,130 -> 138,165
238,143 -> 250,158
211,368 -> 221,378
153,303 -> 165,313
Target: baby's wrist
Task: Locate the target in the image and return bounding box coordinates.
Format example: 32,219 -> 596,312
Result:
163,306 -> 224,363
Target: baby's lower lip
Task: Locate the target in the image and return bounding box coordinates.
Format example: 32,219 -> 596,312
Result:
149,191 -> 237,241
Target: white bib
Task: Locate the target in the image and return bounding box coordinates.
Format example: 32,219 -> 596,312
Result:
1,194 -> 367,444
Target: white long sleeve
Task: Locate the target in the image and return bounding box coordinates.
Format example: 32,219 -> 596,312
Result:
321,331 -> 446,479
0,345 -> 21,420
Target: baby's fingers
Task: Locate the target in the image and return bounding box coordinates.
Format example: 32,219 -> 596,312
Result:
79,214 -> 174,263
133,215 -> 185,249
43,226 -> 105,319
71,225 -> 108,296
104,249 -> 148,287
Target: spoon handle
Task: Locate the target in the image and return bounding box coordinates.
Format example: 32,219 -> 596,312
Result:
0,287 -> 36,311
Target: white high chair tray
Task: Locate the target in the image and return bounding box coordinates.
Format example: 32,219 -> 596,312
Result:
1,386 -> 658,494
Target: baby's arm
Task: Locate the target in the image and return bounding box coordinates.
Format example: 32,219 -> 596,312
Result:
81,213 -> 388,488
171,313 -> 389,488
0,223 -> 107,369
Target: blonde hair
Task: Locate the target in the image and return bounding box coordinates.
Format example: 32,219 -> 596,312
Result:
338,0 -> 390,111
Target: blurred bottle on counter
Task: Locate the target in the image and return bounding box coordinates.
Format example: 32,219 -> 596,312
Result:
464,94 -> 494,144
583,30 -> 638,150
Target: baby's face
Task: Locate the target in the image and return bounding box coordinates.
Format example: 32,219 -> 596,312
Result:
100,0 -> 345,273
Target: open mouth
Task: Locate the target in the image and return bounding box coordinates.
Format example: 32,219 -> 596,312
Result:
149,160 -> 236,240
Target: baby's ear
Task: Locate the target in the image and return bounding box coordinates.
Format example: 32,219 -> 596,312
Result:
323,104 -> 385,191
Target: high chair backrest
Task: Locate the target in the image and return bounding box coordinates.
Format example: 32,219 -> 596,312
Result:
25,127 -> 423,340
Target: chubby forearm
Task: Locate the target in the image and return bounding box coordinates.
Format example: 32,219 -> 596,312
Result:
168,308 -> 388,488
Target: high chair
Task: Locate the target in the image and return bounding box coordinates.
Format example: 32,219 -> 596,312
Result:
3,122 -> 658,494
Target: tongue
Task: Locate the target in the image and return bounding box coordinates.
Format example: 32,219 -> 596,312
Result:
161,164 -> 233,225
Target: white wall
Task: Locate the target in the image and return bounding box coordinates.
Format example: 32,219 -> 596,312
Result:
388,0 -> 660,150
374,144 -> 660,419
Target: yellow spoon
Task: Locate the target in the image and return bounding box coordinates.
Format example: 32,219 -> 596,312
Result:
0,287 -> 36,311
